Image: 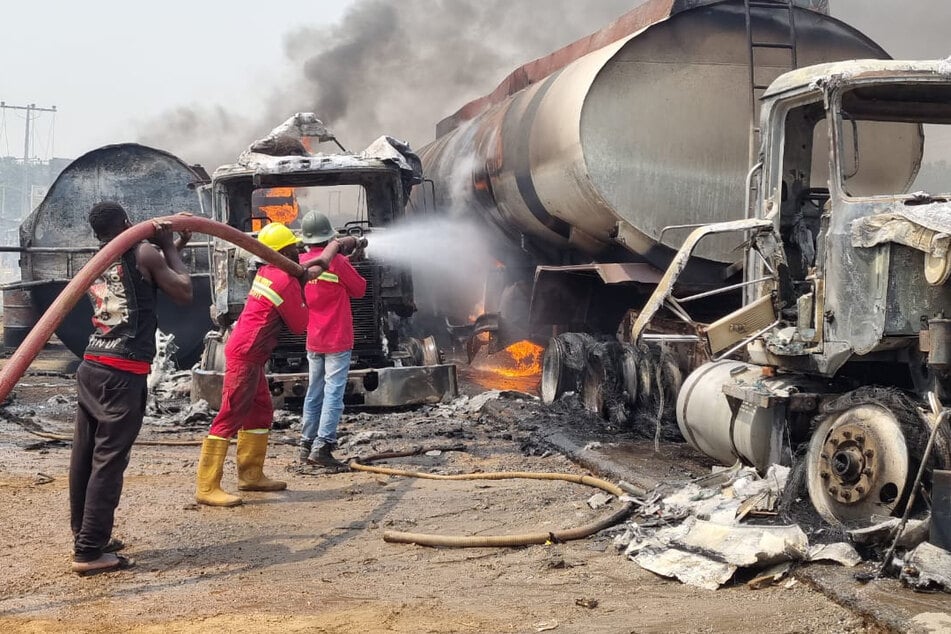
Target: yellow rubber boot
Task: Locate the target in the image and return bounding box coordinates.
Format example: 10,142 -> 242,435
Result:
236,430 -> 287,492
195,437 -> 242,507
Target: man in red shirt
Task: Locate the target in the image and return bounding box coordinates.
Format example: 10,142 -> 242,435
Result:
195,223 -> 353,506
298,211 -> 367,468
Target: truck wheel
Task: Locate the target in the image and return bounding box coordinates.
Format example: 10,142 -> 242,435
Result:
806,403 -> 909,526
657,350 -> 684,430
635,345 -> 655,411
805,388 -> 951,526
421,336 -> 442,365
582,341 -> 624,420
540,333 -> 594,404
620,344 -> 639,406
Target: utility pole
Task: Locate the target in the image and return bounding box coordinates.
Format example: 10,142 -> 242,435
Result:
0,102 -> 57,217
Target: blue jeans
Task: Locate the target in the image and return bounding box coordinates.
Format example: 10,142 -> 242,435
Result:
300,350 -> 351,447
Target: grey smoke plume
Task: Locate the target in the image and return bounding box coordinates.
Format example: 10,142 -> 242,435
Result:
138,0 -> 951,169
137,0 -> 633,168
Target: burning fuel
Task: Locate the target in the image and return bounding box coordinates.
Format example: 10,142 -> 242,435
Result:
466,340 -> 543,393
474,340 -> 543,378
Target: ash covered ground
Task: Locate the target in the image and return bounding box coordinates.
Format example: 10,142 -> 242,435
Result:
0,341 -> 932,633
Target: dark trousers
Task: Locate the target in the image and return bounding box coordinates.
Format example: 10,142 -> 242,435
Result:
69,360 -> 147,562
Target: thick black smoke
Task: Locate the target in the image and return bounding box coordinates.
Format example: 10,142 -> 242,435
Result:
137,0 -> 633,167
138,0 -> 951,169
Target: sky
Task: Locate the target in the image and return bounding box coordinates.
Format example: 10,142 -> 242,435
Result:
0,1 -> 354,160
0,0 -> 949,164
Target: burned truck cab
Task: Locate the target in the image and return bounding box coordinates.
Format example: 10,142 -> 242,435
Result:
751,60 -> 951,384
675,61 -> 951,525
192,114 -> 457,409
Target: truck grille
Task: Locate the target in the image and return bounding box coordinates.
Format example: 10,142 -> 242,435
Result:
272,261 -> 381,356
352,262 -> 381,353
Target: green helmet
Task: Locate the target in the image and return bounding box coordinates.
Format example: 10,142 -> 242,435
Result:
300,210 -> 336,245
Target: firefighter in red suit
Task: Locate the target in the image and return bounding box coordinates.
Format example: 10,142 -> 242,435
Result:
194,223 -> 355,506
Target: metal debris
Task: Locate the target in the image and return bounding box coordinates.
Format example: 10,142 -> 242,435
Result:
747,562 -> 793,589
587,492 -> 613,510
634,547 -> 736,591
344,430 -> 390,448
849,517 -> 930,550
900,542 -> 951,593
619,464 -> 857,589
467,390 -> 502,412
674,520 -> 809,568
807,543 -> 862,567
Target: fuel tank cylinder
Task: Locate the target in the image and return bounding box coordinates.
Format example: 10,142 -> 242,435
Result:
18,144 -> 212,366
676,360 -> 820,471
418,0 -> 893,279
676,361 -> 769,469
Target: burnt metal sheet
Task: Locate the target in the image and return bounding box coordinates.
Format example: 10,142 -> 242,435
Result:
534,263 -> 663,285
764,58 -> 951,99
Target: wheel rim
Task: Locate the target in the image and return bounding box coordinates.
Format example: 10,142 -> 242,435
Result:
806,403 -> 909,526
541,340 -> 565,404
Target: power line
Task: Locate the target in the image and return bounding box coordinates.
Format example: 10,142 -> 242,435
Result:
0,102 -> 57,215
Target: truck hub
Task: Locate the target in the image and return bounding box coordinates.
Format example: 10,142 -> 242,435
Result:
806,404 -> 909,525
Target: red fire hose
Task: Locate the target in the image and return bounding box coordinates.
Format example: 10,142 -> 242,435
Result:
0,214 -> 309,405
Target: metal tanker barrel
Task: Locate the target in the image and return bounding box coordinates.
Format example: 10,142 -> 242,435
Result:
16,143 -> 213,367
1,288 -> 38,350
418,0 -> 905,283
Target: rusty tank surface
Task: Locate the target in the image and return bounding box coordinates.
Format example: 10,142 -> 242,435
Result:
417,0 -> 908,286
13,143 -> 212,366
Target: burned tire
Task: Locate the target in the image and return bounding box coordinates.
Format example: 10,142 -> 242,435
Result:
635,345 -> 655,410
620,344 -> 685,440
657,350 -> 684,426
540,333 -> 594,404
582,341 -> 624,421
620,344 -> 639,406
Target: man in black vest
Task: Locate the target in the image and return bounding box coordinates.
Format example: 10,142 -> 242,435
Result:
69,202 -> 193,575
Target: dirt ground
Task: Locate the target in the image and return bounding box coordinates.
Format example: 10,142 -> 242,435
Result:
0,349 -> 879,633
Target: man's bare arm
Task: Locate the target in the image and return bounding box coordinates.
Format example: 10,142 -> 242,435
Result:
139,223 -> 193,305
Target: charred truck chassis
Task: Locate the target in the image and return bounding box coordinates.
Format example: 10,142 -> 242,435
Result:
191,114 -> 456,410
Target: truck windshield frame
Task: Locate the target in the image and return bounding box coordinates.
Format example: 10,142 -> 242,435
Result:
833,80 -> 951,200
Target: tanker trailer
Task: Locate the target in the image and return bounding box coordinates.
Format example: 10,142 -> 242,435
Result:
415,0 -> 888,348
5,143 -> 213,367
416,0 -> 951,527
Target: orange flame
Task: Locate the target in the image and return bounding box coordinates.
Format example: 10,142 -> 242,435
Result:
476,340 -> 543,378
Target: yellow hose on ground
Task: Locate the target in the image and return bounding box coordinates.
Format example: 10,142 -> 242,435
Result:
350,459 -> 633,548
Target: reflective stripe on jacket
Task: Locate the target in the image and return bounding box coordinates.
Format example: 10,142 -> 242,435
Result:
225,263 -> 308,363
301,247 -> 367,354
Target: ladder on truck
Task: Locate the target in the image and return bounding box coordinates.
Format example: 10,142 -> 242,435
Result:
744,0 -> 799,170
